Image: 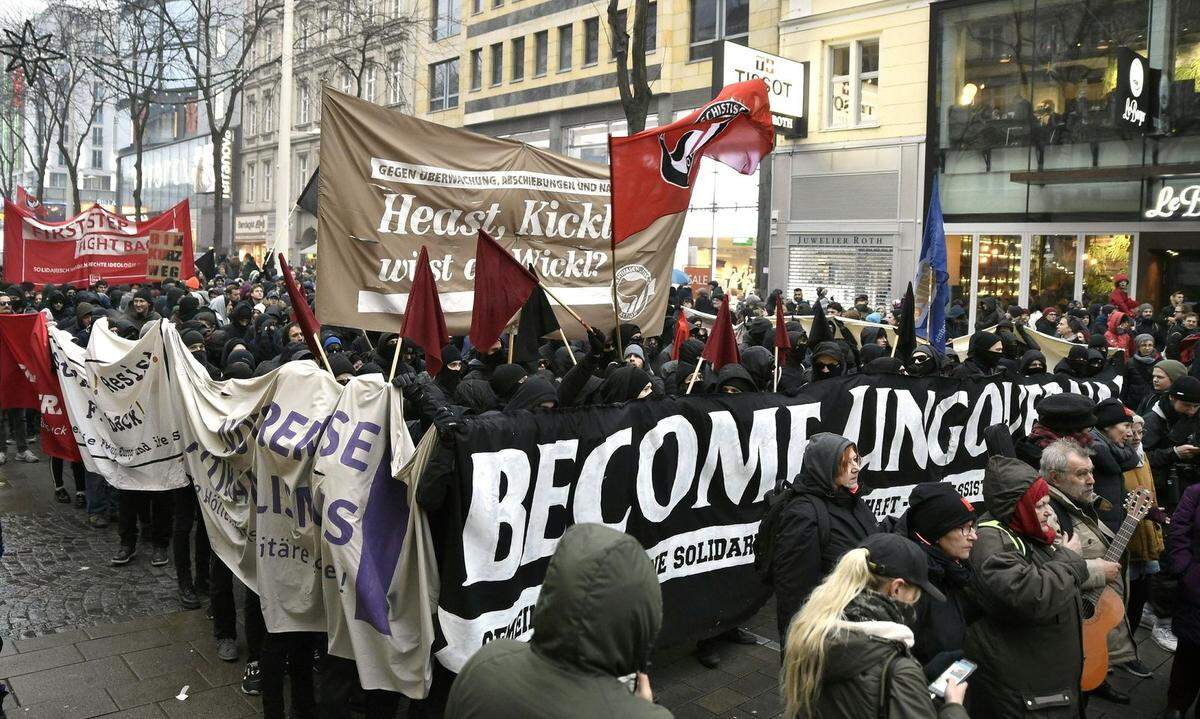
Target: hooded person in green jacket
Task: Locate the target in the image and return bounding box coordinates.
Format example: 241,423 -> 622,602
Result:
963,456 -> 1090,719
445,523 -> 672,719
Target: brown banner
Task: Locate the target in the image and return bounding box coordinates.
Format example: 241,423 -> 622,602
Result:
146,229 -> 186,281
316,90 -> 681,337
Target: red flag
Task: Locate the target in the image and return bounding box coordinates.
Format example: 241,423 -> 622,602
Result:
400,246 -> 448,376
671,308 -> 689,361
16,185 -> 47,218
774,300 -> 789,358
468,229 -> 538,350
701,300 -> 740,370
609,80 -> 774,245
0,313 -> 80,461
278,254 -> 322,360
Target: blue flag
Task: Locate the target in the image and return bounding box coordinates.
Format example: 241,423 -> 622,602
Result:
914,175 -> 950,354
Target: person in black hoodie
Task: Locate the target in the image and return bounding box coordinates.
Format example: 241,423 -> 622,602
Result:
764,432 -> 879,637
903,345 -> 942,378
951,331 -> 1006,379
810,341 -> 846,383
776,331 -> 808,393
899,482 -> 978,674
503,376 -> 559,411
1018,349 -> 1051,379
1054,345 -> 1093,379
975,296 -> 1002,331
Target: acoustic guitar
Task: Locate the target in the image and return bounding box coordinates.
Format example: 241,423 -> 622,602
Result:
1080,488 -> 1154,691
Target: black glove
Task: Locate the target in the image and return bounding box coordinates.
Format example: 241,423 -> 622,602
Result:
587,327 -> 606,358
433,407 -> 459,434
391,371 -> 417,389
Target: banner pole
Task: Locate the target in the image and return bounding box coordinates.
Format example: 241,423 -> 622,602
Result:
507,309 -> 520,364
558,328 -> 578,365
312,332 -> 333,374
386,336 -> 402,383
606,134 -> 624,358
773,347 -> 779,392
359,328 -> 374,351
686,357 -> 705,395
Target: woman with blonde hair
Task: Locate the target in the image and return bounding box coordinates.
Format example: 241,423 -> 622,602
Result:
781,533 -> 968,719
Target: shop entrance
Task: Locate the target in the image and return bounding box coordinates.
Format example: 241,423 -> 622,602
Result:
1138,233 -> 1200,310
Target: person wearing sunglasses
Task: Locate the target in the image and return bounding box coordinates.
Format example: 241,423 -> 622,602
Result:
899,482 -> 978,676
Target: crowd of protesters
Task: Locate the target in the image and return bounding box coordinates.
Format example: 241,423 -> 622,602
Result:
1,255 -> 1199,719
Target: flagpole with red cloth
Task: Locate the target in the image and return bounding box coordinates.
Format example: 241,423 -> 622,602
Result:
687,299 -> 739,394
671,306 -> 690,361
773,300 -> 789,391
395,245 -> 448,382
278,254 -> 331,372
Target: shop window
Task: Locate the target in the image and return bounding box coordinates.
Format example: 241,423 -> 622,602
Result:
1083,234 -> 1132,304
976,235 -> 1020,306
945,234 -> 972,309
827,39 -> 879,128
1029,235 -> 1077,311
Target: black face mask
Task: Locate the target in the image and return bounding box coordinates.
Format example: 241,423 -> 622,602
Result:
1023,363 -> 1045,376
1069,358 -> 1089,374
814,361 -> 843,379
907,354 -> 934,377
438,366 -> 463,392
191,350 -> 208,366
482,351 -> 505,368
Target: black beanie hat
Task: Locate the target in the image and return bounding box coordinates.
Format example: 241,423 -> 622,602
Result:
1035,393 -> 1097,432
1169,375 -> 1200,403
441,344 -> 462,366
224,361 -> 253,380
906,482 -> 976,545
135,288 -> 153,303
181,330 -> 205,348
1094,398 -> 1132,429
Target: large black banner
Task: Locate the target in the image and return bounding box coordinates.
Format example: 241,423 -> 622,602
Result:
433,370 -> 1121,670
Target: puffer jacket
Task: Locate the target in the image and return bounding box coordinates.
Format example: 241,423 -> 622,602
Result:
770,433 -> 879,637
963,457 -> 1089,719
810,590 -> 968,719
445,524 -> 671,719
1104,311 -> 1135,360
1168,483 -> 1200,644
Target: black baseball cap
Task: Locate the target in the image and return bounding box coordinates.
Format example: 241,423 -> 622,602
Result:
859,533 -> 947,602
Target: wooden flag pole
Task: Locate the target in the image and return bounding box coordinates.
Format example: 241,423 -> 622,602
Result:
685,357 -> 705,395
312,332 -> 334,374
558,328 -> 578,365
606,134 -> 624,359
538,281 -> 589,330
773,347 -> 779,392
507,309 -> 520,364
386,337 -> 403,383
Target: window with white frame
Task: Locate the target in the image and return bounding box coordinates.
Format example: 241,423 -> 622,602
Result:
247,97 -> 258,135
688,0 -> 747,61
365,66 -> 377,102
389,57 -> 404,104
247,161 -> 257,202
263,160 -> 272,202
91,126 -> 103,146
298,83 -> 310,123
263,91 -> 274,130
91,148 -> 103,168
432,0 -> 461,40
341,71 -> 354,95
298,153 -> 308,192
298,16 -> 308,51
827,38 -> 879,129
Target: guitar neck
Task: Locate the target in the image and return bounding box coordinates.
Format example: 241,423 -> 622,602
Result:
1083,509 -> 1145,605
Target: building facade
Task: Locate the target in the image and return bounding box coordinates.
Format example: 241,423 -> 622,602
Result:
928,0 -> 1200,325
235,0 -> 421,263
765,0 -> 931,308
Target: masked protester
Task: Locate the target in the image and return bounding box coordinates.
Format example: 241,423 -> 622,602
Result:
780,534 -> 967,719
777,332 -> 808,394
904,346 -> 941,378
810,342 -> 845,382
952,331 -> 1006,379
1018,350 -> 1050,379
436,345 -> 465,396
1055,345 -> 1092,379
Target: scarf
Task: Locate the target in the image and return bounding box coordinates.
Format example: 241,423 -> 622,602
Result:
1028,422 -> 1093,449
1009,477 -> 1055,545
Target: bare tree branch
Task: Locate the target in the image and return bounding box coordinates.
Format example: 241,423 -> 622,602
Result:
608,0 -> 652,134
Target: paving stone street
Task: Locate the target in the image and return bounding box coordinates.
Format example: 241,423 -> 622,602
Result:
0,443 -> 1181,718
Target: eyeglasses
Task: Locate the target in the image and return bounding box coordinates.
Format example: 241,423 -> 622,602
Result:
956,524 -> 978,537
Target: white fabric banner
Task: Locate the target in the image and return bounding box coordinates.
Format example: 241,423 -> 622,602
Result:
48,318 -> 188,491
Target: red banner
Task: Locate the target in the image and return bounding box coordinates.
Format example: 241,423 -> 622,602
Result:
2,199 -> 195,288
0,313 -> 81,461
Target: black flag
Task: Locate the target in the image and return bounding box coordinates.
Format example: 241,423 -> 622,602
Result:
894,282 -> 917,361
297,167 -> 319,216
195,249 -> 216,279
807,297 -> 832,348
513,284 -> 561,363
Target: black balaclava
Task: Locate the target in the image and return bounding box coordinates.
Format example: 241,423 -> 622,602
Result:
1066,345 -> 1090,376
905,346 -> 939,377
971,331 -> 1003,369
1020,350 -> 1047,377
811,341 -> 844,381
597,365 -> 651,404
437,344 -> 464,394
489,363 -> 528,401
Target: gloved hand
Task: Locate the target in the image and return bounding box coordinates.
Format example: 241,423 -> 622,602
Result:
391,372 -> 417,389
433,407 -> 459,434
587,327 -> 606,358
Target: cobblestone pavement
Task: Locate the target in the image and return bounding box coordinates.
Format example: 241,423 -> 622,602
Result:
0,444 -> 1181,718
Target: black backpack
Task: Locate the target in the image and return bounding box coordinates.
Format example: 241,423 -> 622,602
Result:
753,485 -> 831,585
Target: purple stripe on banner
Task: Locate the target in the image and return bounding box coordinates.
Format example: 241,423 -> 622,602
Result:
354,445 -> 409,635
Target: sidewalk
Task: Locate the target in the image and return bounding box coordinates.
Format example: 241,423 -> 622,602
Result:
0,446 -> 1180,718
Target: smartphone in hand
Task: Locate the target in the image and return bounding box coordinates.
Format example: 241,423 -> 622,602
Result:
929,659 -> 976,698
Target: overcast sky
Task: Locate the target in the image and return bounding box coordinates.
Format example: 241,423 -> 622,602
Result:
4,0 -> 48,23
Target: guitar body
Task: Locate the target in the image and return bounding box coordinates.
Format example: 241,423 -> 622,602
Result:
1081,587 -> 1125,691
